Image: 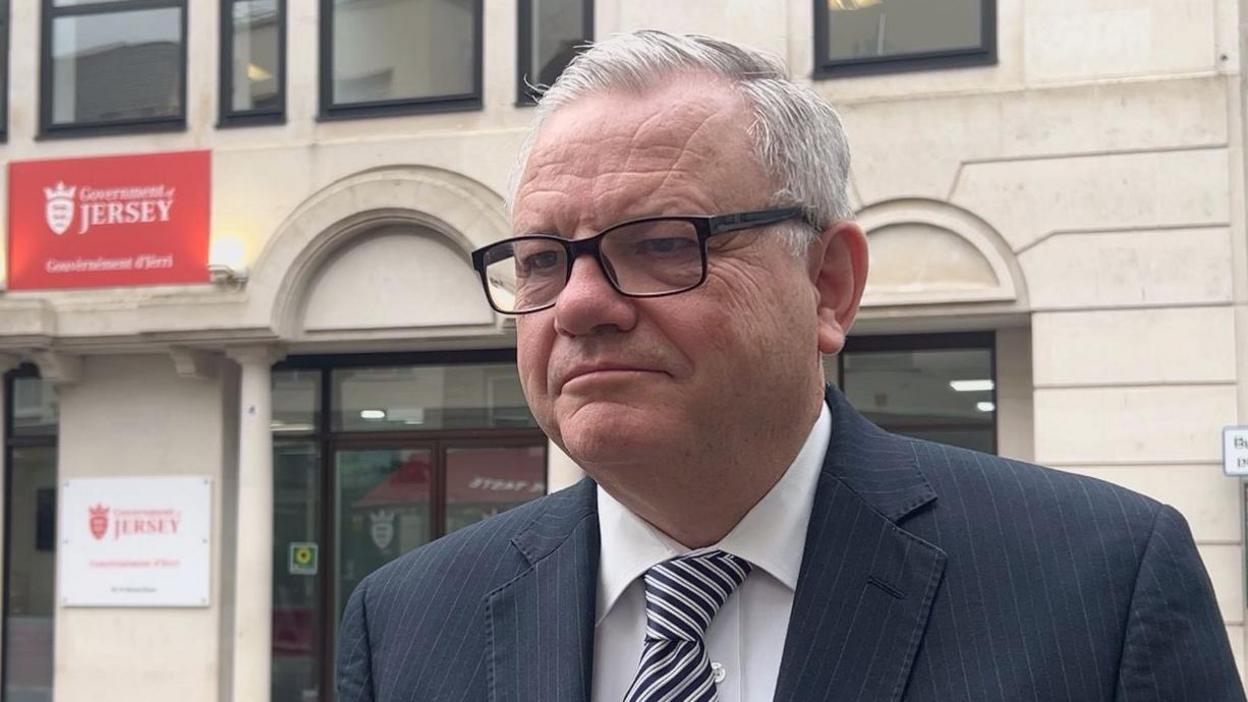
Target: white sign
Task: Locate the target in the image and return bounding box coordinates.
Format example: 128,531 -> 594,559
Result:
1224,427 -> 1248,477
59,476 -> 212,607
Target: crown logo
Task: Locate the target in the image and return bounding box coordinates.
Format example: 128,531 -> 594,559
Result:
43,182 -> 75,201
369,509 -> 396,550
88,503 -> 110,540
43,182 -> 77,236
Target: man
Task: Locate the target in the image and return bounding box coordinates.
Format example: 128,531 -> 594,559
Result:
338,31 -> 1244,701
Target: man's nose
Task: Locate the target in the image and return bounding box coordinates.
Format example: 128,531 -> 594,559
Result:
552,254 -> 638,336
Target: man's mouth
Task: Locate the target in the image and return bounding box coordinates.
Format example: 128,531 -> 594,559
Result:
559,363 -> 664,390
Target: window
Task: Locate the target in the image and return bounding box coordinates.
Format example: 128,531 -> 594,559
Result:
269,351 -> 545,701
40,0 -> 187,135
219,0 -> 285,125
516,0 -> 592,105
3,367 -> 58,702
813,0 -> 995,77
319,0 -> 483,120
836,333 -> 996,453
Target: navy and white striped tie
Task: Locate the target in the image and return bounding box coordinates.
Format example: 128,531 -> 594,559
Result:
624,550 -> 752,702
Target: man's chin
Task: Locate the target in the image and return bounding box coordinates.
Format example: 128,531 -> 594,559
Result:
555,402 -> 669,467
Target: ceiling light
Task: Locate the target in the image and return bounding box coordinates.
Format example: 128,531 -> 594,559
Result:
247,63 -> 274,82
950,379 -> 994,392
270,421 -> 315,433
360,409 -> 386,420
828,0 -> 882,9
977,401 -> 996,413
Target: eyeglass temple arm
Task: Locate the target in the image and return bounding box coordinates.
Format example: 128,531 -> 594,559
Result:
708,207 -> 806,235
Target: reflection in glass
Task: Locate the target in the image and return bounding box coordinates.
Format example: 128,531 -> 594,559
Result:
330,0 -> 475,106
825,0 -> 982,63
272,370 -> 320,434
445,445 -> 546,534
271,441 -> 322,702
523,0 -> 586,98
842,347 -> 994,453
229,0 -> 281,113
334,448 -> 432,623
50,7 -> 183,125
332,365 -> 534,432
4,447 -> 57,702
12,377 -> 58,438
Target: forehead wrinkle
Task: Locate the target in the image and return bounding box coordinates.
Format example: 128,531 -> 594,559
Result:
627,95 -> 765,211
627,99 -> 737,169
586,164 -> 716,225
597,118 -> 750,217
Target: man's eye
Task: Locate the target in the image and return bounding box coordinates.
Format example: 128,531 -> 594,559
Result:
637,237 -> 696,255
520,251 -> 562,272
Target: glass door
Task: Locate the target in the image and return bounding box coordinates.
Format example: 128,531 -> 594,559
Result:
333,445 -> 435,626
269,353 -> 549,702
4,447 -> 57,702
272,440 -> 322,702
5,371 -> 58,702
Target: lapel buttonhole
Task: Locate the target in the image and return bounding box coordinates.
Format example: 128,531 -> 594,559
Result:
867,575 -> 906,599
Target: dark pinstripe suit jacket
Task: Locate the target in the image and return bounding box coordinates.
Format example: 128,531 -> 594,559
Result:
338,387 -> 1245,701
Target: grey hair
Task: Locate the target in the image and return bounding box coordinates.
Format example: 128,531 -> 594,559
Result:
508,30 -> 853,255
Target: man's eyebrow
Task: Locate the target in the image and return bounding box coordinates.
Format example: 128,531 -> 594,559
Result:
512,224 -> 569,238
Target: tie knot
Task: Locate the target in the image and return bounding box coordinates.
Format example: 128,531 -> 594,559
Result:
642,550 -> 752,642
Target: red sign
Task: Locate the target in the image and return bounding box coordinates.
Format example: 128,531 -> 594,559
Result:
7,150 -> 211,289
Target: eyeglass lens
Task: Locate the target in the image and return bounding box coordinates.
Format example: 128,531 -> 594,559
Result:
482,219 -> 703,313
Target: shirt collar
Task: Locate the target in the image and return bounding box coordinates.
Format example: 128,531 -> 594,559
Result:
595,402 -> 831,625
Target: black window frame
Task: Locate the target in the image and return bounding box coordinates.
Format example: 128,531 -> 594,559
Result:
317,0 -> 484,122
1,364 -> 58,702
270,349 -> 547,701
38,0 -> 189,139
0,1 -> 10,142
812,0 -> 997,79
515,0 -> 593,106
838,331 -> 998,454
218,0 -> 286,127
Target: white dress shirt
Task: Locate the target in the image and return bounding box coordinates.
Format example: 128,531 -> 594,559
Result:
591,403 -> 831,702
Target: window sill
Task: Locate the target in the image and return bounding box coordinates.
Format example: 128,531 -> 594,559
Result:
317,97 -> 483,123
813,51 -> 996,80
217,112 -> 286,129
36,118 -> 186,141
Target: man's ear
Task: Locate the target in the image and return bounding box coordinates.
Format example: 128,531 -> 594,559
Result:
808,220 -> 869,356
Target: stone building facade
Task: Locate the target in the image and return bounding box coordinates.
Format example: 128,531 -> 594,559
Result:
0,1 -> 1244,700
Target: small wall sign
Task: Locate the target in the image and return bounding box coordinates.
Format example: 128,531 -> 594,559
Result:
1224,426 -> 1248,477
59,476 -> 212,607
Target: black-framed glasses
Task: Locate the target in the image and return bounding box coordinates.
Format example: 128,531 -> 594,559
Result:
471,207 -> 804,314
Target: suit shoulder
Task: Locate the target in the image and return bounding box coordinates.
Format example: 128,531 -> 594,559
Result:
905,436 -> 1164,529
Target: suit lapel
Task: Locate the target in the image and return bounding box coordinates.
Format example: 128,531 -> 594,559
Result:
773,387 -> 948,702
486,478 -> 599,702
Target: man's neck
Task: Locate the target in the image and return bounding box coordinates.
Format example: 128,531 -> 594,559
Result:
591,394 -> 825,548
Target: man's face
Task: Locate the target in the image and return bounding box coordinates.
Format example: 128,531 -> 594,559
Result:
511,77 -> 830,474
